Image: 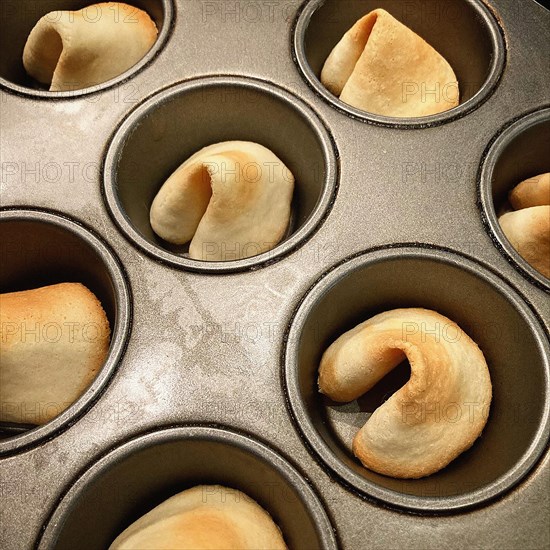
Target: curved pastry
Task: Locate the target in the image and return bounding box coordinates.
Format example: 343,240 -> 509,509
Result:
0,283 -> 110,425
499,206 -> 550,278
150,141 -> 295,262
509,173 -> 550,210
319,308 -> 492,479
23,2 -> 157,91
109,485 -> 287,549
321,9 -> 459,117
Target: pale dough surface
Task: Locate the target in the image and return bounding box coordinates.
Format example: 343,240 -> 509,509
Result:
0,283 -> 110,424
109,485 -> 287,550
23,2 -> 157,91
150,141 -> 295,262
319,308 -> 492,479
321,9 -> 459,117
499,205 -> 550,278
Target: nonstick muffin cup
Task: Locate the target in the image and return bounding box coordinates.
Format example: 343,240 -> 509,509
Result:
283,245 -> 550,512
0,0 -> 174,98
37,425 -> 338,550
293,0 -> 506,127
0,208 -> 132,456
479,106 -> 550,290
103,75 -> 339,273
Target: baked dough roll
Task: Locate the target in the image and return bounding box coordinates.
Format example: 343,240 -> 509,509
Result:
109,485 -> 287,549
499,206 -> 550,278
0,283 -> 110,425
509,173 -> 550,210
150,141 -> 295,262
319,308 -> 492,479
23,2 -> 158,91
321,9 -> 459,117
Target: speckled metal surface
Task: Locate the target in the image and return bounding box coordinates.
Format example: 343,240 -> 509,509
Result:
1,0 -> 549,549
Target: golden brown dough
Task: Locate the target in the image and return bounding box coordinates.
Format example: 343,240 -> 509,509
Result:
509,173 -> 550,210
321,9 -> 459,117
109,485 -> 287,549
0,283 -> 110,424
499,206 -> 550,278
150,141 -> 295,262
23,2 -> 157,91
319,308 -> 492,479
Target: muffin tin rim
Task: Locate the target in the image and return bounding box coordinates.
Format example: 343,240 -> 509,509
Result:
0,207 -> 133,457
36,423 -> 340,550
102,74 -> 340,274
0,0 -> 175,100
292,0 -> 507,129
282,242 -> 550,513
477,105 -> 550,292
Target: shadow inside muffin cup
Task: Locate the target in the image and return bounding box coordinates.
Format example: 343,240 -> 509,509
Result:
479,107 -> 550,289
37,426 -> 338,550
0,0 -> 172,97
284,246 -> 550,512
103,76 -> 338,272
0,209 -> 131,455
294,0 -> 505,126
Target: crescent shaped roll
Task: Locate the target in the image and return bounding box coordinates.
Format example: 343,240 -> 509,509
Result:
499,206 -> 550,278
150,141 -> 295,262
509,173 -> 550,210
23,2 -> 158,91
109,485 -> 287,549
321,9 -> 459,117
319,308 -> 492,479
0,283 -> 110,425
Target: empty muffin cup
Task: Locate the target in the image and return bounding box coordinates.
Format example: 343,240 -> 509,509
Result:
37,425 -> 338,550
103,75 -> 338,272
293,0 -> 505,127
0,209 -> 131,455
0,0 -> 173,97
284,245 -> 550,512
479,107 -> 550,290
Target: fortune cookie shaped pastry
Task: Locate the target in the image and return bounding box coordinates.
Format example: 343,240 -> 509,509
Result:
499,206 -> 550,278
23,2 -> 158,91
498,173 -> 550,278
109,485 -> 287,550
319,308 -> 492,479
509,173 -> 550,210
321,9 -> 459,117
150,141 -> 295,262
0,283 -> 110,425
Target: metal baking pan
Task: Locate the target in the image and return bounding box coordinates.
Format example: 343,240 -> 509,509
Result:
1,0 -> 549,548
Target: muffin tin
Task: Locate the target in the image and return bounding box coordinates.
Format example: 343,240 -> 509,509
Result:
294,0 -> 506,126
0,210 -> 131,453
1,0 -> 549,548
37,426 -> 337,549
